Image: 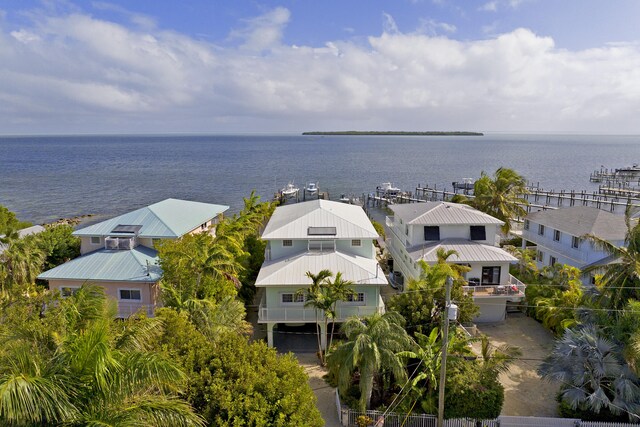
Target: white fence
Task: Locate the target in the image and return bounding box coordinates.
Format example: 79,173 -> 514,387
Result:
336,391 -> 640,427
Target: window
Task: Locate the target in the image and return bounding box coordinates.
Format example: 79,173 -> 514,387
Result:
470,226 -> 486,241
346,293 -> 365,304
309,240 -> 335,252
481,266 -> 501,285
424,226 -> 440,241
537,250 -> 544,262
119,289 -> 142,301
90,236 -> 100,245
351,239 -> 362,247
524,219 -> 530,230
590,275 -> 597,285
549,256 -> 557,266
200,222 -> 208,230
281,293 -> 304,304
282,239 -> 293,247
61,287 -> 80,297
405,225 -> 409,236
553,229 -> 561,241
538,224 -> 545,236
572,236 -> 580,249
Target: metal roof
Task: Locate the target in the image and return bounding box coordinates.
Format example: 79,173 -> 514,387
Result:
37,246 -> 162,282
390,202 -> 504,226
526,206 -> 628,240
255,251 -> 388,287
408,239 -> 517,263
261,200 -> 378,240
74,198 -> 229,238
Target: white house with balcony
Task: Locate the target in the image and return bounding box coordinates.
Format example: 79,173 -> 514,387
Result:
38,198 -> 228,317
256,199 -> 387,349
522,206 -> 628,285
386,202 -> 523,322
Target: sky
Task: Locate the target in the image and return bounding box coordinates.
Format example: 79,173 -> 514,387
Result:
1,0 -> 640,134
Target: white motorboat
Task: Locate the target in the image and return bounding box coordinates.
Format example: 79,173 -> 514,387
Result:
281,182 -> 299,198
305,182 -> 319,195
339,194 -> 351,203
377,182 -> 401,196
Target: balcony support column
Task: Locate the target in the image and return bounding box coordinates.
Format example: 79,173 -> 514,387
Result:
266,322 -> 275,348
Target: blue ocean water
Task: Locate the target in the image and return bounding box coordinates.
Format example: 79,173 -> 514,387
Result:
0,133 -> 638,224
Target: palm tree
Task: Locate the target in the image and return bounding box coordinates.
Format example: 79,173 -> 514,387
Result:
583,207 -> 640,310
397,328 -> 473,414
472,167 -> 529,234
325,272 -> 356,352
538,324 -> 640,421
0,237 -> 46,294
478,335 -> 521,375
0,285 -> 204,426
297,269 -> 333,363
327,311 -> 413,412
503,245 -> 538,281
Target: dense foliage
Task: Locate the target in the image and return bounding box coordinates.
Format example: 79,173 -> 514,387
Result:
387,250 -> 478,335
0,205 -> 31,235
0,286 -> 203,426
155,308 -> 323,427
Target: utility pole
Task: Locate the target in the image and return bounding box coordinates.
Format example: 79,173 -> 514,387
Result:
437,276 -> 453,427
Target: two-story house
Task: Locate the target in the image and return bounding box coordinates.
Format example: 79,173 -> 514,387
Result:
386,202 -> 523,322
256,199 -> 387,349
38,198 -> 228,317
522,206 -> 627,285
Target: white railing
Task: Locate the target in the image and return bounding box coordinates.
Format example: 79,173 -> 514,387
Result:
258,296 -> 384,322
117,301 -> 154,318
462,274 -> 525,298
385,216 -> 394,228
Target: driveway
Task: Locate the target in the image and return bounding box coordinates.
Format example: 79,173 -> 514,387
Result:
475,314 -> 560,417
297,353 -> 342,427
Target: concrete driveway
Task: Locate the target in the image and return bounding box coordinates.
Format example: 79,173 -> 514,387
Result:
476,313 -> 560,417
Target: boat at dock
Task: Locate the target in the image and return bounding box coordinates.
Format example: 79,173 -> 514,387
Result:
281,182 -> 299,198
377,182 -> 401,196
305,182 -> 319,196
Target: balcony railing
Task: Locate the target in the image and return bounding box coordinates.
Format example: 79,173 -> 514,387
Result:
462,274 -> 526,298
117,301 -> 154,318
258,295 -> 385,322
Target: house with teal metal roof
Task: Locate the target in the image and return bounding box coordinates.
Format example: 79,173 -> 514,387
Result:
38,198 -> 228,318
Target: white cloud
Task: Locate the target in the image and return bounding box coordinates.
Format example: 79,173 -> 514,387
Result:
480,1 -> 498,12
229,6 -> 290,51
382,12 -> 399,34
1,7 -> 640,133
419,19 -> 457,35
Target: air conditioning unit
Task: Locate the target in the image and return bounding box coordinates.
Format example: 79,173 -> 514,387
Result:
105,238 -> 118,250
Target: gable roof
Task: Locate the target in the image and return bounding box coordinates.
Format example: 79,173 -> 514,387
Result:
390,202 -> 504,226
37,246 -> 161,282
408,239 -> 517,263
261,199 -> 378,240
526,206 -> 628,240
74,199 -> 228,238
255,251 -> 387,287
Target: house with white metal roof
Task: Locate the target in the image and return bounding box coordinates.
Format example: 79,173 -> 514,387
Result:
522,206 -> 628,285
0,224 -> 46,255
256,199 -> 387,349
38,199 -> 228,318
386,202 -> 523,322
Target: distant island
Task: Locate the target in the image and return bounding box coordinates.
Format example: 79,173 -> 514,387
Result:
302,131 -> 483,136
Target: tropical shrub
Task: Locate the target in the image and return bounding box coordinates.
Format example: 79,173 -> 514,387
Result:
155,308 -> 323,426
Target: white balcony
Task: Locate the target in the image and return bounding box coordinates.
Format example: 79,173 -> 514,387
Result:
258,295 -> 385,323
462,274 -> 525,300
